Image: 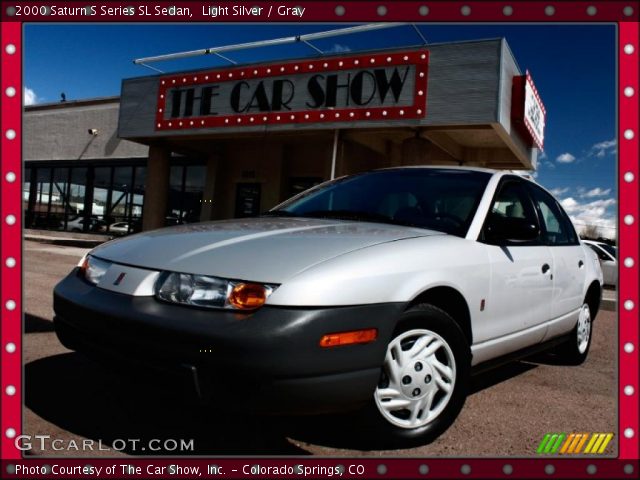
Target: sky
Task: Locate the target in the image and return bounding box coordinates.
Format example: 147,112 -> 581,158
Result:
23,24 -> 617,239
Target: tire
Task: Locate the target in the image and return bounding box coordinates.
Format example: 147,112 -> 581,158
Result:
555,302 -> 593,365
359,304 -> 470,448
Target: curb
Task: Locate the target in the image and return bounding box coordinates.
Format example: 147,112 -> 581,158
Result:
601,298 -> 616,312
25,235 -> 107,248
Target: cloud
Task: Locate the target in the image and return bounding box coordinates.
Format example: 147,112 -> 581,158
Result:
556,152 -> 576,164
589,139 -> 617,158
24,87 -> 38,105
326,43 -> 351,53
580,187 -> 612,198
549,187 -> 569,196
560,196 -> 617,239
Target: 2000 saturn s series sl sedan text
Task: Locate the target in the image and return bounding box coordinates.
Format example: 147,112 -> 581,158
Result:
54,167 -> 603,447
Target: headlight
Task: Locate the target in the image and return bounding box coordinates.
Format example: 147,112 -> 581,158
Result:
79,255 -> 111,285
155,272 -> 275,311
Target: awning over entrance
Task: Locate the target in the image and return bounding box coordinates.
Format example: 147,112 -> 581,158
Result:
118,38 -> 544,171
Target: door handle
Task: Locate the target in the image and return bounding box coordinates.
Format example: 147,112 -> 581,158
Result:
578,260 -> 584,268
542,263 -> 551,274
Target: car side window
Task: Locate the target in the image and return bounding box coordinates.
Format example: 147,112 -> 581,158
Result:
490,181 -> 537,222
482,179 -> 540,244
528,184 -> 579,246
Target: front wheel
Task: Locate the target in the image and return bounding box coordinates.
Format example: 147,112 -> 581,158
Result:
359,304 -> 470,448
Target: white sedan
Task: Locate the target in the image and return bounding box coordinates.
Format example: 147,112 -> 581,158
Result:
53,167 -> 603,447
582,239 -> 617,286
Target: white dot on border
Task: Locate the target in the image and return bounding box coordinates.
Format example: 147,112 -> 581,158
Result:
624,129 -> 635,140
5,385 -> 16,396
624,385 -> 635,396
586,6 -> 597,16
418,5 -> 429,16
377,5 -> 387,16
5,343 -> 16,353
624,428 -> 634,438
544,6 -> 555,15
5,171 -> 16,183
5,300 -> 16,311
5,428 -> 16,439
503,6 -> 513,16
624,86 -> 635,97
503,465 -> 513,475
461,5 -> 471,16
335,5 -> 345,16
624,464 -> 635,474
545,464 -> 555,475
624,214 -> 634,225
623,6 -> 634,16
5,44 -> 16,55
624,342 -> 635,353
624,44 -> 635,55
624,300 -> 635,311
5,86 -> 16,97
5,129 -> 16,140
5,257 -> 16,268
624,172 -> 635,182
624,257 -> 634,268
5,215 -> 16,226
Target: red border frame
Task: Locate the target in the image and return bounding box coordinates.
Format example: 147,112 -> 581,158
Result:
155,51 -> 429,130
1,2 -> 638,478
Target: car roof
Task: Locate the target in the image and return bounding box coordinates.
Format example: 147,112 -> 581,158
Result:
377,165 -> 500,175
582,239 -> 612,247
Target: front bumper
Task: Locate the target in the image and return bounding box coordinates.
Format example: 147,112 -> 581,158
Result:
53,269 -> 404,414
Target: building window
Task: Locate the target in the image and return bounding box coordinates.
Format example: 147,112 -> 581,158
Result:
166,164 -> 205,225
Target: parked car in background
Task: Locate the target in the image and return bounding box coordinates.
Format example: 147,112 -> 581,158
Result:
107,222 -> 131,236
65,216 -> 106,233
54,167 -> 603,447
582,240 -> 617,286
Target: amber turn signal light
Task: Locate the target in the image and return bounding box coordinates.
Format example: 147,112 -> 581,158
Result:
319,328 -> 378,348
228,283 -> 268,310
78,257 -> 89,277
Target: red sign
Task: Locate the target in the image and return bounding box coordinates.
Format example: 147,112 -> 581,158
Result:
511,70 -> 547,149
155,50 -> 429,131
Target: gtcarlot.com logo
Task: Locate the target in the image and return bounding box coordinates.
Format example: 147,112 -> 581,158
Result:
14,435 -> 194,453
537,433 -> 614,454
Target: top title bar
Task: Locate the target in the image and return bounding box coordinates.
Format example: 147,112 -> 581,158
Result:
2,2 -> 639,22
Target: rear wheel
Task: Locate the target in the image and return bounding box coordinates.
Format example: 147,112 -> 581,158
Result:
361,304 -> 470,448
556,302 -> 592,365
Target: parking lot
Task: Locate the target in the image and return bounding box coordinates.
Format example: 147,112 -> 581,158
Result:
23,240 -> 617,457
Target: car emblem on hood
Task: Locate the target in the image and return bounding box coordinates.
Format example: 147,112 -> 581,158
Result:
113,272 -> 126,286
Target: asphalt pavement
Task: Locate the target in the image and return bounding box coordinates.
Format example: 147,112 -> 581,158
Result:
22,240 -> 617,457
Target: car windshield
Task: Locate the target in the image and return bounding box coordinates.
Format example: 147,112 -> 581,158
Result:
599,243 -> 616,258
266,168 -> 491,236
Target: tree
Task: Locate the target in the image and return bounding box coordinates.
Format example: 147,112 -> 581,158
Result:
581,224 -> 600,240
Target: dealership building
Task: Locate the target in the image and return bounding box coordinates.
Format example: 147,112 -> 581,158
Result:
23,37 -> 545,235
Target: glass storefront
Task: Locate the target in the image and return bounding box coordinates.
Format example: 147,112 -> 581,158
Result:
165,164 -> 205,226
24,160 -> 204,236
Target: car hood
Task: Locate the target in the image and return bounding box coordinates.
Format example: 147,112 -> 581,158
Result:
91,217 -> 442,283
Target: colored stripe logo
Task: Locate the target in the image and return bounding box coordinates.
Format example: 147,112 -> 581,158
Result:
537,433 -> 613,454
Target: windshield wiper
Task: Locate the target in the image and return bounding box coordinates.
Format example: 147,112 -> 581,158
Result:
301,210 -> 399,224
260,210 -> 300,217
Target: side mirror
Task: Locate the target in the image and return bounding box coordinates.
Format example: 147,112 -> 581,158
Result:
485,216 -> 540,243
